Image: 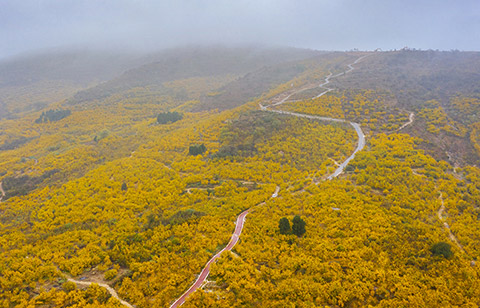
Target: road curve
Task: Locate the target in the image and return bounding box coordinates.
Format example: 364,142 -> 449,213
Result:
266,109 -> 365,180
170,186 -> 280,308
397,112 -> 415,131
171,54 -> 370,307
328,122 -> 365,179
66,277 -> 134,308
263,54 -> 370,179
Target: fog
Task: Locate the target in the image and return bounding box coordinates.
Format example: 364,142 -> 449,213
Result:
1,0 -> 479,59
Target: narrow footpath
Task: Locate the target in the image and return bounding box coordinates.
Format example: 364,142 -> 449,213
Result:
66,277 -> 134,308
397,112 -> 415,131
437,192 -> 465,252
0,181 -> 5,202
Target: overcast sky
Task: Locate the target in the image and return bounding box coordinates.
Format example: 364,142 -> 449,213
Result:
1,0 -> 479,59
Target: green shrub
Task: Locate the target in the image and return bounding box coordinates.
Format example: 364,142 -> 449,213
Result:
431,242 -> 453,259
157,111 -> 183,124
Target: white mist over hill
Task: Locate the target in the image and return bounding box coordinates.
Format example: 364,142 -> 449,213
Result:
1,0 -> 479,59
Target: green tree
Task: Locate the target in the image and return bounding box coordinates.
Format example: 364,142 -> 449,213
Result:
189,144 -> 207,156
35,108 -> 71,123
292,215 -> 306,237
157,111 -> 183,124
431,242 -> 453,259
121,182 -> 128,191
279,217 -> 291,234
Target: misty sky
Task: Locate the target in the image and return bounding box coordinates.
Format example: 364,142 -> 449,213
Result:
1,0 -> 479,59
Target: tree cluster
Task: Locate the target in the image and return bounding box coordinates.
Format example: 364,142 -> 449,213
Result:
156,111 -> 183,124
188,144 -> 207,156
431,242 -> 453,259
279,215 -> 306,237
35,108 -> 72,123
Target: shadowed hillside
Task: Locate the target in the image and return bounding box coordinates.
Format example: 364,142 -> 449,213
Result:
67,47 -> 322,107
0,50 -> 144,117
330,50 -> 480,166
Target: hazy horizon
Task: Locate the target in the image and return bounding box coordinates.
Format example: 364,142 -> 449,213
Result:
1,0 -> 480,59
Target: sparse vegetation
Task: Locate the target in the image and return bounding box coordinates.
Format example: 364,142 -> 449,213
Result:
2,169 -> 59,199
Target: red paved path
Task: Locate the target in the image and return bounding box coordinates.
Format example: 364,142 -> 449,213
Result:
170,54 -> 370,307
170,186 -> 279,307
169,209 -> 250,307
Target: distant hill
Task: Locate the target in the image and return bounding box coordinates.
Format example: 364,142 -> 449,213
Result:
192,52 -> 356,112
67,47 -> 322,106
332,50 -> 480,108
0,46 -> 321,118
0,50 -> 142,87
331,50 -> 480,166
0,50 -> 146,117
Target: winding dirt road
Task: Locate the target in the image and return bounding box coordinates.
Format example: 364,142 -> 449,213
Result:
67,277 -> 134,308
171,54 -> 370,307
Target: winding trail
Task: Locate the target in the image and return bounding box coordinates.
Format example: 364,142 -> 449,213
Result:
262,55 -> 370,111
261,54 -> 370,179
0,181 -> 5,202
170,186 -> 280,308
397,112 -> 415,132
66,277 -> 134,308
171,54 -> 370,307
268,110 -> 365,180
437,192 -> 465,252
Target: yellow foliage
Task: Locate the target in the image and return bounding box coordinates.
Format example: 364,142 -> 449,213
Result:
1,54 -> 479,307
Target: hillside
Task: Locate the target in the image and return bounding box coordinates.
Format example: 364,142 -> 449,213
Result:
327,50 -> 480,167
0,48 -> 479,308
0,47 -> 319,117
67,47 -> 322,108
0,50 -> 146,118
